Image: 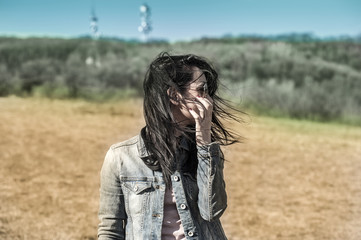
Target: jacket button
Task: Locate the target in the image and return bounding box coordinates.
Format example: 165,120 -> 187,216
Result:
173,176 -> 180,182
133,186 -> 138,191
180,204 -> 187,209
188,231 -> 194,237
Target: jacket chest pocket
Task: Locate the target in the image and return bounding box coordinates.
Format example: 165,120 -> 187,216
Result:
122,181 -> 154,216
182,173 -> 199,201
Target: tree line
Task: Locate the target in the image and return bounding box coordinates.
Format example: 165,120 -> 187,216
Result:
0,36 -> 360,124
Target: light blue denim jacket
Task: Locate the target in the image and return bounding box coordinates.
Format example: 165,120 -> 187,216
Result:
98,132 -> 228,240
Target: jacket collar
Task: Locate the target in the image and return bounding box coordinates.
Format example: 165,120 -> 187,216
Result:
137,127 -> 190,159
137,127 -> 150,158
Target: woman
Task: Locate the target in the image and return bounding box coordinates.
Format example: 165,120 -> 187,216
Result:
98,52 -> 242,239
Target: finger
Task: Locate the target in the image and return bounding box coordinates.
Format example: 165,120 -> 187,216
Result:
205,94 -> 213,104
204,95 -> 214,107
188,107 -> 201,123
196,96 -> 213,112
193,100 -> 205,120
197,95 -> 213,106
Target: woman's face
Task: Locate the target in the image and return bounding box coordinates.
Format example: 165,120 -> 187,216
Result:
171,67 -> 208,125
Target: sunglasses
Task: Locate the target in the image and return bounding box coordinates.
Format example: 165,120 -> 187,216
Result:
202,82 -> 208,97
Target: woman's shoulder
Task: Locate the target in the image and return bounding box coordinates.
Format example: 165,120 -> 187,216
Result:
105,133 -> 151,173
110,135 -> 139,151
104,134 -> 141,166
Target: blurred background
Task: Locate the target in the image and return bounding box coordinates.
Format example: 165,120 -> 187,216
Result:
0,0 -> 360,123
0,0 -> 361,239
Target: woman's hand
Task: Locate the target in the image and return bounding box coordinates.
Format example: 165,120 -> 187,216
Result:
188,95 -> 213,145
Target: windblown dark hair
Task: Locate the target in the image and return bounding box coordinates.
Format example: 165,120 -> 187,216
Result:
142,52 -> 244,187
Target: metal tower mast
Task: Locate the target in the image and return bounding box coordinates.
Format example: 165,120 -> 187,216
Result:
138,3 -> 152,42
86,6 -> 101,67
90,8 -> 100,39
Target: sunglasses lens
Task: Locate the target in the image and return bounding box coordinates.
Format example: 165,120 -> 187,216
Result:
203,83 -> 208,97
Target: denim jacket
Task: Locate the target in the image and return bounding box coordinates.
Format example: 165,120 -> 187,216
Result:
98,132 -> 228,240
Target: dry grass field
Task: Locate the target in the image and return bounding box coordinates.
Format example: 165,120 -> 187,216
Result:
0,96 -> 360,240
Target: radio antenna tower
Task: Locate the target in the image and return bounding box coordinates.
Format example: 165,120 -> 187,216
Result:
86,4 -> 101,67
138,3 -> 152,42
90,7 -> 100,39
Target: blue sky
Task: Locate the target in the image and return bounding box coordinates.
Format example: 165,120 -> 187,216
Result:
1,0 -> 360,41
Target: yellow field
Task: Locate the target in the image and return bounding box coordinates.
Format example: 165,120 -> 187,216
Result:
0,97 -> 360,240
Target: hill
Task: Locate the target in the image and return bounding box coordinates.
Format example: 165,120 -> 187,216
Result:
0,36 -> 360,124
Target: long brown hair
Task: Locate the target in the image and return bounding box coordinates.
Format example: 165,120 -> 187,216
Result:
142,52 -> 244,187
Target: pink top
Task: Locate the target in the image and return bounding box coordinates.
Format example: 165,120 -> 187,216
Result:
161,186 -> 186,240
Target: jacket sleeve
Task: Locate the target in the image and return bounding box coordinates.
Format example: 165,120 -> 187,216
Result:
196,142 -> 227,221
98,147 -> 126,240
